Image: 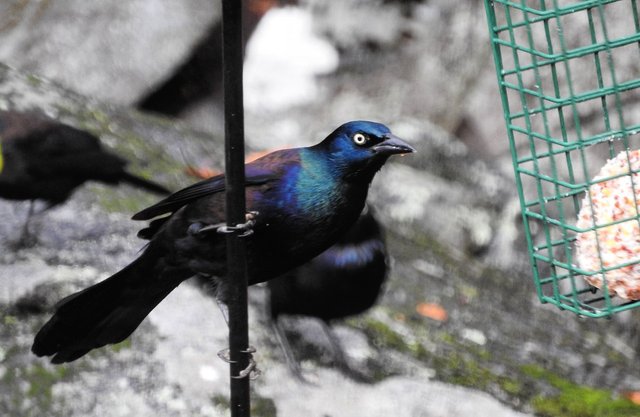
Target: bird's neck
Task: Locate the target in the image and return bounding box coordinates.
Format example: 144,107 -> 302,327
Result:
303,145 -> 384,185
291,148 -> 370,217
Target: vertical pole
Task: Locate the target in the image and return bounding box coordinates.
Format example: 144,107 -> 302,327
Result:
221,0 -> 250,416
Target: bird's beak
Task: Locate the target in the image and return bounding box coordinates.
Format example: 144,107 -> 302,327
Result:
372,134 -> 416,155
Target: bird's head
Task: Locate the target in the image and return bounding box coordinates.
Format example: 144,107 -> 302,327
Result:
314,121 -> 415,181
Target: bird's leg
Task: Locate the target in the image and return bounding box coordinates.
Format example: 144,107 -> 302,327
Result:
214,287 -> 261,379
319,321 -> 370,382
15,200 -> 56,247
189,211 -> 259,238
216,297 -> 230,326
319,320 -> 350,371
13,200 -> 38,248
22,200 -> 35,237
271,317 -> 308,383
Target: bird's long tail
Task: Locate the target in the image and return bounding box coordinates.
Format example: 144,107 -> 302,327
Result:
119,171 -> 171,195
32,249 -> 188,363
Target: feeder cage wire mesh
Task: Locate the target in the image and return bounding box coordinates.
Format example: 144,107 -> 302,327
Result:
484,0 -> 640,317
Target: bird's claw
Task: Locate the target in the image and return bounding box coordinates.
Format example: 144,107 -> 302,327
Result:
217,211 -> 258,237
190,212 -> 258,238
217,348 -> 233,363
241,346 -> 257,354
217,346 -> 261,380
233,357 -> 261,380
217,345 -> 258,362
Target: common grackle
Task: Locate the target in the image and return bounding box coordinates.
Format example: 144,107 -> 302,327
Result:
268,206 -> 387,380
0,111 -> 170,241
32,121 -> 414,364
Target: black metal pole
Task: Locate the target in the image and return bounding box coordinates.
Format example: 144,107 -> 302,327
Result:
221,0 -> 250,416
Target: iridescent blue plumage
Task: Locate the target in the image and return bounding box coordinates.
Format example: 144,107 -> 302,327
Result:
32,121 -> 414,364
321,237 -> 385,269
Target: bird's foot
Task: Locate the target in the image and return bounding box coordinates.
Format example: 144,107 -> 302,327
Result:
216,211 -> 259,237
217,345 -> 257,361
217,347 -> 232,362
217,346 -> 261,380
233,357 -> 261,380
189,211 -> 259,238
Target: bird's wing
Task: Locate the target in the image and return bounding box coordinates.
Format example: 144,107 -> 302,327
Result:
132,167 -> 277,221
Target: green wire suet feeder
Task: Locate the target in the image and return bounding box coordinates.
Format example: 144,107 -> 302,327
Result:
484,0 -> 640,317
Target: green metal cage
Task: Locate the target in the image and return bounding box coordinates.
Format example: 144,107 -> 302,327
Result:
484,0 -> 640,317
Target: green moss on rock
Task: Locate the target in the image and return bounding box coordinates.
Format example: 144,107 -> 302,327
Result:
434,351 -> 494,390
252,395 -> 278,417
110,338 -> 132,353
522,365 -> 640,417
25,364 -> 69,403
355,318 -> 412,353
1,362 -> 71,413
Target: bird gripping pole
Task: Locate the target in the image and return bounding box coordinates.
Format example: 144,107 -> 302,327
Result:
222,0 -> 251,415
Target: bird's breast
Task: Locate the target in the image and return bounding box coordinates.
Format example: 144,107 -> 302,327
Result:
243,183 -> 366,283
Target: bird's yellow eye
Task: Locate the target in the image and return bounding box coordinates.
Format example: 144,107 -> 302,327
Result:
352,133 -> 368,146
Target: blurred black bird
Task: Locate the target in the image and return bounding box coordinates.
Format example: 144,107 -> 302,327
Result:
31,120 -> 415,364
267,206 -> 387,380
0,111 -> 170,242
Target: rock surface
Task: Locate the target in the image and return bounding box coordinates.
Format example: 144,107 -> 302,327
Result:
0,0 -> 218,105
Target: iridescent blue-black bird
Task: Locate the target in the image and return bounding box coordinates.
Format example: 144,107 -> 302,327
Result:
0,111 -> 170,242
268,206 -> 387,380
0,111 -> 170,206
32,121 -> 414,364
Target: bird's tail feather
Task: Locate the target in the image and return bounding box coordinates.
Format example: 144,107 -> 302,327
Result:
32,250 -> 188,363
120,171 -> 170,195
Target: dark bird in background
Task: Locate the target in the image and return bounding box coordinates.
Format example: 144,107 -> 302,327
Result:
31,120 -> 415,364
267,206 -> 387,380
0,111 -> 170,243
